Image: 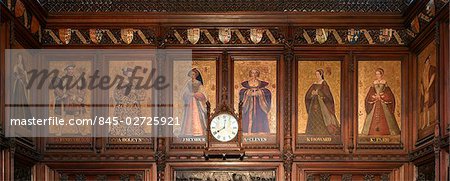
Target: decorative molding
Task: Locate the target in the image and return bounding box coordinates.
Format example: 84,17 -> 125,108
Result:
5,0 -> 44,43
42,0 -> 407,13
296,154 -> 409,162
167,153 -> 282,161
305,172 -> 390,181
406,0 -> 448,40
409,143 -> 434,161
55,172 -> 145,181
296,144 -> 344,150
164,28 -> 283,46
42,154 -> 155,162
294,28 -> 411,45
43,28 -> 156,45
14,142 -> 42,161
174,170 -> 276,181
41,27 -> 418,46
356,143 -> 404,150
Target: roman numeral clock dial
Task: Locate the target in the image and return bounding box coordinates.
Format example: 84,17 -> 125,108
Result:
210,113 -> 239,142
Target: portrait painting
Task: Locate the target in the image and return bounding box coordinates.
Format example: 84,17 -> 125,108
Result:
9,51 -> 35,137
11,53 -> 32,124
417,40 -> 438,140
172,60 -> 217,142
108,61 -> 152,137
297,61 -> 341,144
234,60 -> 277,143
48,61 -> 92,136
358,61 -> 402,144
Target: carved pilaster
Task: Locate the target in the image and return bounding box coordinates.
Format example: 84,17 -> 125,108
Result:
282,39 -> 294,181
156,138 -> 166,181
348,51 -> 355,153
433,22 -> 441,180
434,123 -> 441,181
222,50 -> 230,104
155,50 -> 167,181
9,20 -> 15,46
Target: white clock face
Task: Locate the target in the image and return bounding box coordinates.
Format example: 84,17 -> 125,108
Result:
210,113 -> 239,142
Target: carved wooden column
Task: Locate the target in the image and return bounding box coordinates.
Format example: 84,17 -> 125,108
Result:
222,50 -> 230,104
282,40 -> 294,181
433,22 -> 441,181
155,48 -> 167,181
5,139 -> 15,181
348,51 -> 355,154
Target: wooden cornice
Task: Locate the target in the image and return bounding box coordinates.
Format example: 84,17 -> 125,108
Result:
45,12 -> 404,28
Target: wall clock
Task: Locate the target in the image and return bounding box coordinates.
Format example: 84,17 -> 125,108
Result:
204,88 -> 244,160
210,113 -> 239,142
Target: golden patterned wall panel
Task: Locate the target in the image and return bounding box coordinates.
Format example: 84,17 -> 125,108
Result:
417,40 -> 438,140
297,61 -> 341,144
48,61 -> 92,136
358,61 -> 402,144
108,61 -> 153,137
234,60 -> 277,143
172,60 -> 217,143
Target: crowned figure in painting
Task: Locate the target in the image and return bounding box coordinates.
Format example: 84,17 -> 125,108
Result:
305,69 -> 340,135
239,69 -> 271,133
361,68 -> 400,136
180,68 -> 208,136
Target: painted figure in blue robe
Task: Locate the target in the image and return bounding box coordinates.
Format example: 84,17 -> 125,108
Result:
239,69 -> 271,133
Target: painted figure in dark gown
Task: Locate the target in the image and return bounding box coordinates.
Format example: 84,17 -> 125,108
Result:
305,69 -> 340,135
12,54 -> 32,129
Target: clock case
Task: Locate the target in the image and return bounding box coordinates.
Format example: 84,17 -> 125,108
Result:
204,89 -> 244,160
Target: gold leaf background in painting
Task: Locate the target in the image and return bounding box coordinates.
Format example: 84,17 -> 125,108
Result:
108,61 -> 152,134
233,61 -> 277,133
297,61 -> 341,134
172,60 -> 216,135
48,61 -> 92,135
418,41 -> 437,129
357,61 -> 402,134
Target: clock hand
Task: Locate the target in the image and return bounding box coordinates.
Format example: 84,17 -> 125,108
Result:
213,126 -> 226,135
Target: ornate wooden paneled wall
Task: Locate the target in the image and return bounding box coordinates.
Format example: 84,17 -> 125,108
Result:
0,0 -> 449,180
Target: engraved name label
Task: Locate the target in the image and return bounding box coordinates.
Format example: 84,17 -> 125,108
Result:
244,137 -> 268,142
182,137 -> 205,142
306,137 -> 332,142
369,137 -> 390,143
118,138 -> 142,142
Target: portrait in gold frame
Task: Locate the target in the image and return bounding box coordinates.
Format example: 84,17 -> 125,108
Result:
297,61 -> 342,144
233,60 -> 277,143
358,61 -> 402,144
172,60 -> 217,143
48,61 -> 92,136
417,40 -> 438,140
108,61 -> 153,137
